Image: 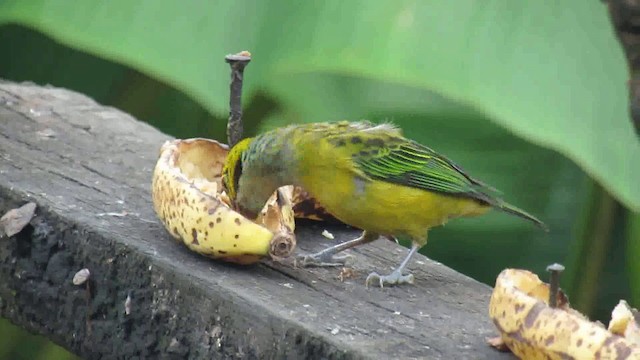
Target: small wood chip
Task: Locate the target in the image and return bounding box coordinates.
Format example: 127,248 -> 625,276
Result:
36,128 -> 56,139
72,268 -> 91,285
124,293 -> 132,315
1,202 -> 37,237
337,267 -> 356,282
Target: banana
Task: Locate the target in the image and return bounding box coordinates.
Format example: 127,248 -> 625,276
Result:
609,300 -> 640,347
610,301 -> 635,336
256,186 -> 297,261
489,269 -> 640,359
152,138 -> 296,265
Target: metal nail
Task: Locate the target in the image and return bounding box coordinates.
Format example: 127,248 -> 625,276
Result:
546,263 -> 565,308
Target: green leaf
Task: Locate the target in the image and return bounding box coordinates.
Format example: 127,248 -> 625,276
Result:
563,181 -> 618,315
0,0 -> 637,209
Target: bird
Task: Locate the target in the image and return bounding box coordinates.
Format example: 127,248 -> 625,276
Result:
222,121 -> 547,287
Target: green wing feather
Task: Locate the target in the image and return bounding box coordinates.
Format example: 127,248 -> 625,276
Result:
354,139 -> 493,200
351,136 -> 547,230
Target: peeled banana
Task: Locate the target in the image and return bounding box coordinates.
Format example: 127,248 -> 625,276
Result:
151,138 -> 296,265
489,268 -> 640,359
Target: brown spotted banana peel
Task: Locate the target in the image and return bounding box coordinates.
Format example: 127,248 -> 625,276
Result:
256,186 -> 297,261
152,138 -> 296,265
609,300 -> 640,346
489,269 -> 640,360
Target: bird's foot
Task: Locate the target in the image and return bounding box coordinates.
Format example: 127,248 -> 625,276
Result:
295,252 -> 354,267
365,269 -> 415,288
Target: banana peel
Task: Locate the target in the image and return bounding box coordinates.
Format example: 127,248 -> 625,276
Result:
152,138 -> 296,265
290,187 -> 339,223
489,268 -> 640,359
609,300 -> 640,347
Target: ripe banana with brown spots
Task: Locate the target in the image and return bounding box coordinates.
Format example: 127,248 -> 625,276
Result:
152,138 -> 295,265
489,269 -> 640,359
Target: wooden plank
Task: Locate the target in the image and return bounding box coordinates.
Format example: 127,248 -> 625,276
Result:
0,80 -> 513,359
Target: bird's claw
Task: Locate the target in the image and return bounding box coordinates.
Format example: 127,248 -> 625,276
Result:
365,270 -> 415,288
295,252 -> 354,267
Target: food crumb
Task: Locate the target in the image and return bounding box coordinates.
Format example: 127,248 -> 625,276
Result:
321,230 -> 334,239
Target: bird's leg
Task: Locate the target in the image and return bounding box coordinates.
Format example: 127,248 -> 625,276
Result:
296,230 -> 378,267
366,241 -> 421,288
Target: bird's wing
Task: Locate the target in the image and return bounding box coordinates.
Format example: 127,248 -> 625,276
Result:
352,137 -> 496,202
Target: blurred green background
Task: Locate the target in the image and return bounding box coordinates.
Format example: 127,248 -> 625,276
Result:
1,1 -> 639,359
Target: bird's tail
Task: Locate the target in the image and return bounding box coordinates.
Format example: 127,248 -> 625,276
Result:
494,199 -> 549,232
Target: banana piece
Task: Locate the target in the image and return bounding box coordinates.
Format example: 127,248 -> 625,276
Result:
489,269 -> 640,359
152,138 -> 296,265
626,316 -> 640,348
256,186 -> 296,261
609,300 -> 640,347
610,301 -> 635,336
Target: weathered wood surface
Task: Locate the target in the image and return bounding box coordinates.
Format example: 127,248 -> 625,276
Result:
0,80 -> 513,359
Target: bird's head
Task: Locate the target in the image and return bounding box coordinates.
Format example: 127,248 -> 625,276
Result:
223,133 -> 292,219
223,136 -> 276,219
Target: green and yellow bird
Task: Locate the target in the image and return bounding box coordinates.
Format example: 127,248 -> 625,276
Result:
222,121 -> 546,287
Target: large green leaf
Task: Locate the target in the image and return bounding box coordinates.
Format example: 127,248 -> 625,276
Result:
0,0 -> 637,209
